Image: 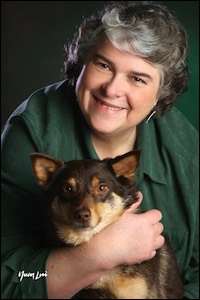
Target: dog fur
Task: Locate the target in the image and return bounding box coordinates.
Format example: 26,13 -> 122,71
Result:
30,151 -> 183,299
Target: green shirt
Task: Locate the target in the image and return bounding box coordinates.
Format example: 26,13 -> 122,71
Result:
1,80 -> 199,299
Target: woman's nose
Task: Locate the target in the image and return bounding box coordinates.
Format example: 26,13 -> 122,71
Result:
101,75 -> 125,98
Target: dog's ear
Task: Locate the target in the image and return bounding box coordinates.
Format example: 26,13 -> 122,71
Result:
110,150 -> 140,180
30,153 -> 64,186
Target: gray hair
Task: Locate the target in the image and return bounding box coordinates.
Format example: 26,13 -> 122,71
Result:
64,1 -> 189,117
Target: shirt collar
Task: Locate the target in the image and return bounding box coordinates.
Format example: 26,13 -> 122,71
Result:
136,120 -> 167,185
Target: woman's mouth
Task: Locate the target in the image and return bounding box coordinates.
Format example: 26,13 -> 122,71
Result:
94,97 -> 127,112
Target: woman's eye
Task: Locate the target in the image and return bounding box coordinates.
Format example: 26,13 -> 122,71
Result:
99,62 -> 110,70
131,76 -> 146,84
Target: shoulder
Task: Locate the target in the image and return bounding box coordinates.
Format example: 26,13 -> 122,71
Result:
22,80 -> 73,115
1,80 -> 80,159
3,80 -> 75,127
1,80 -> 77,147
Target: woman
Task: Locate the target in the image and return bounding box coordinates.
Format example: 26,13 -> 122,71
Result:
1,1 -> 198,299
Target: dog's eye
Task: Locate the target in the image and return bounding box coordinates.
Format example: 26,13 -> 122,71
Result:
62,183 -> 73,193
98,184 -> 108,192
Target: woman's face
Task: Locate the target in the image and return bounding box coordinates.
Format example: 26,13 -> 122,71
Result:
76,38 -> 160,137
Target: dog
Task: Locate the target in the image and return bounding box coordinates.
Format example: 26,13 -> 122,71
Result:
30,150 -> 183,299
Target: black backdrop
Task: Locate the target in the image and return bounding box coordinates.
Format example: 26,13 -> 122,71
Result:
1,1 -> 199,130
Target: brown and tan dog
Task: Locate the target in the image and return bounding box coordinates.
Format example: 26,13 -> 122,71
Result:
30,151 -> 183,299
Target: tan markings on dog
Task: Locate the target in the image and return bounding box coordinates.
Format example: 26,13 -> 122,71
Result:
50,193 -> 127,245
91,267 -> 148,299
91,176 -> 109,195
66,177 -> 77,191
68,177 -> 76,186
113,277 -> 148,299
94,193 -> 126,226
91,176 -> 100,187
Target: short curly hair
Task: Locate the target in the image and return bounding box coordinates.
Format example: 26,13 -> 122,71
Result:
64,1 -> 189,117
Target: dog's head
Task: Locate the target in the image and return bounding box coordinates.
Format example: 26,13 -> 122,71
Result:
30,150 -> 140,245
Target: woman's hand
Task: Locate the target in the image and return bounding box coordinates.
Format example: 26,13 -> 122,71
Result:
95,191 -> 165,268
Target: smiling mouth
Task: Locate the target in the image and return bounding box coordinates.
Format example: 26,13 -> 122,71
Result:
95,97 -> 127,112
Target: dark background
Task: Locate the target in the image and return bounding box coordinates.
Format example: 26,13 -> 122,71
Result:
1,1 -> 199,130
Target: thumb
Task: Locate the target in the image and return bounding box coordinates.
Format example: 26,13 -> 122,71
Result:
126,191 -> 143,213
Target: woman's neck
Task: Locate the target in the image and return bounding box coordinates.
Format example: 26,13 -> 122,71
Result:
91,128 -> 137,160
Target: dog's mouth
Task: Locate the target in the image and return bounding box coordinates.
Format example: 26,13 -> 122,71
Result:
74,222 -> 97,231
76,225 -> 93,231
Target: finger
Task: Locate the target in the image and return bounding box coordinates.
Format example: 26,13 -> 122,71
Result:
143,209 -> 163,223
155,235 -> 165,250
135,191 -> 143,202
126,191 -> 143,212
150,250 -> 157,259
153,221 -> 164,237
156,222 -> 164,235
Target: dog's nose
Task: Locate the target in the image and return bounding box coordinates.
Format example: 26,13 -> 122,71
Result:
74,208 -> 91,222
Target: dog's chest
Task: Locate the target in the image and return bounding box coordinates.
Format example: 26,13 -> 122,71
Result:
89,266 -> 149,299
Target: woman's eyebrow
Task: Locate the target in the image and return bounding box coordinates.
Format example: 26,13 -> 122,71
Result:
92,53 -> 112,64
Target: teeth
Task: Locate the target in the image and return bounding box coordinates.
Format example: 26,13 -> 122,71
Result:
97,100 -> 123,111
